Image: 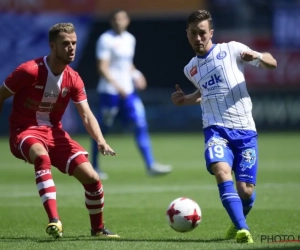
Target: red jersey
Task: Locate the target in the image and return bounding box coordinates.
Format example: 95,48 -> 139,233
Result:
4,57 -> 87,132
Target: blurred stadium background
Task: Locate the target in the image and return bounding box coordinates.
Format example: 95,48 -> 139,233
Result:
0,0 -> 300,135
1,2 -> 300,249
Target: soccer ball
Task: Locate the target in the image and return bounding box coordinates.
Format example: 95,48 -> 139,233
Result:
166,197 -> 201,233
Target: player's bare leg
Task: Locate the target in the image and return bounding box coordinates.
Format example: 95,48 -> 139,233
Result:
72,160 -> 119,237
26,140 -> 62,238
236,181 -> 256,216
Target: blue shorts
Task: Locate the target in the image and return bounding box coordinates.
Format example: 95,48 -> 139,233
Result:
203,125 -> 258,184
97,92 -> 146,128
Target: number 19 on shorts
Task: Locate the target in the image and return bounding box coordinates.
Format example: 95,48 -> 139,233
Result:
208,145 -> 225,159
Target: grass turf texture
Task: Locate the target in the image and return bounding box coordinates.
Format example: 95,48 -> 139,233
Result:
0,132 -> 299,250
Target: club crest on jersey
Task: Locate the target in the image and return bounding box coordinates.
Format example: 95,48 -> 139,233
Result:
240,149 -> 256,171
61,87 -> 69,97
190,66 -> 197,76
216,51 -> 227,60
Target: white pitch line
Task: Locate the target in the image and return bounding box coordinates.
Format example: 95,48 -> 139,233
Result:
1,161 -> 300,170
0,183 -> 299,198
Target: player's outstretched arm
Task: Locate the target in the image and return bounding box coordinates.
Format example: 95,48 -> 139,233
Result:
0,84 -> 14,113
258,52 -> 277,69
75,101 -> 116,156
241,51 -> 277,69
171,85 -> 201,106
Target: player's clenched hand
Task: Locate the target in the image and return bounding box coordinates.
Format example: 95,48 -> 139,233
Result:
117,88 -> 128,99
98,142 -> 116,156
171,84 -> 185,106
240,51 -> 259,62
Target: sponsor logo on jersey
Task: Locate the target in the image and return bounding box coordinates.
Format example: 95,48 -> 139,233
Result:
61,87 -> 69,97
35,85 -> 44,89
190,66 -> 197,76
44,92 -> 59,98
202,74 -> 222,89
240,148 -> 256,171
216,51 -> 227,60
82,87 -> 86,95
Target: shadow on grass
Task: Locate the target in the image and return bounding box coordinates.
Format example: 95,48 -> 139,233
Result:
0,236 -> 299,249
0,236 -> 226,243
250,247 -> 300,250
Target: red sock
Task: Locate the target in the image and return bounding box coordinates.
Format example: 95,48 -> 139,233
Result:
34,155 -> 59,221
83,181 -> 104,231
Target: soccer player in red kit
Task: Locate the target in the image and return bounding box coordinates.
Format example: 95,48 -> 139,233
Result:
0,23 -> 120,238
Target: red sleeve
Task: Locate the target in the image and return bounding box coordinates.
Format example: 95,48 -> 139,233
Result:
4,64 -> 32,94
71,73 -> 87,103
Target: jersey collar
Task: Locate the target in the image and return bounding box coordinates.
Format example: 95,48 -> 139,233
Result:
196,44 -> 216,59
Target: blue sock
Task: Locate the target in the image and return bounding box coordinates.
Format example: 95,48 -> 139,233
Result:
241,190 -> 256,217
218,181 -> 249,230
91,139 -> 99,170
134,125 -> 154,169
91,124 -> 108,172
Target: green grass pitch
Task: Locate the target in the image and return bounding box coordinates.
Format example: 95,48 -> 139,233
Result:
0,132 -> 299,250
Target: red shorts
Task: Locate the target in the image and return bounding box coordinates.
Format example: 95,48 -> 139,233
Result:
10,126 -> 89,175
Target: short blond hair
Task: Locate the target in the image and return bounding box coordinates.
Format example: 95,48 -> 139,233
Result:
49,23 -> 75,42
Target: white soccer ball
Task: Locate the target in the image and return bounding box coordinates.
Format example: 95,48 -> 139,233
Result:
166,197 -> 202,233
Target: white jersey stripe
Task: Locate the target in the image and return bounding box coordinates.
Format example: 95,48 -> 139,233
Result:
3,82 -> 15,94
73,99 -> 87,104
35,57 -> 64,127
226,44 -> 246,128
218,46 -> 240,129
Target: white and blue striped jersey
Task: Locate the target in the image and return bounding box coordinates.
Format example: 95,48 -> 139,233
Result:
184,41 -> 261,131
96,30 -> 136,95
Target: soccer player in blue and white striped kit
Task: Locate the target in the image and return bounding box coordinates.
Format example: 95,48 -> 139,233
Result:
92,9 -> 172,179
171,10 -> 277,243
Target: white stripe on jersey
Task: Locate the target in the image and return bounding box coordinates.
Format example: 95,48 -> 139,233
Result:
37,57 -> 64,126
184,41 -> 261,131
3,82 -> 15,94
